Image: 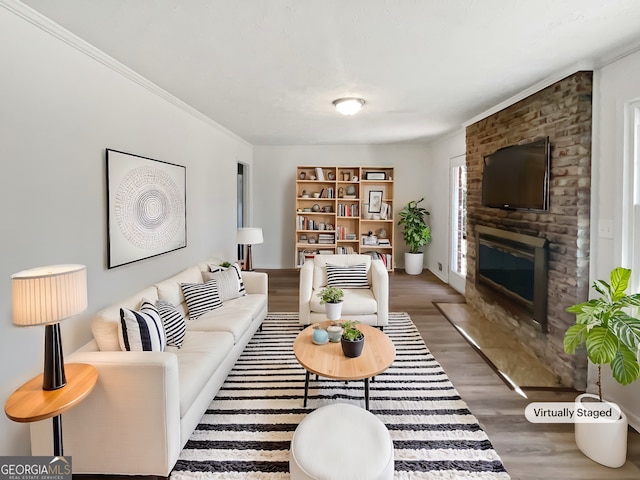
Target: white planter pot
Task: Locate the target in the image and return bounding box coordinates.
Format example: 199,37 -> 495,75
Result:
404,252 -> 424,275
574,393 -> 628,468
325,301 -> 343,321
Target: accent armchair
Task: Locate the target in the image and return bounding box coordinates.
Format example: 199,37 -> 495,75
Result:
299,254 -> 389,327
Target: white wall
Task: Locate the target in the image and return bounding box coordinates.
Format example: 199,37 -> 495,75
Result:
423,130 -> 466,283
0,5 -> 251,455
253,145 -> 431,269
592,48 -> 640,430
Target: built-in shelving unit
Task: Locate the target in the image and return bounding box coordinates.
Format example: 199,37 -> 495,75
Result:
295,166 -> 394,270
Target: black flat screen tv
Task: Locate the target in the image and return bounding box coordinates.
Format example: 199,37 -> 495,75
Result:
482,137 -> 550,211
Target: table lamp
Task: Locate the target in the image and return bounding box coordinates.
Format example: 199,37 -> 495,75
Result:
237,228 -> 263,271
11,264 -> 88,390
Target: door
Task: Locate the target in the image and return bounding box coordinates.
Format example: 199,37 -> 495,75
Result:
449,155 -> 467,294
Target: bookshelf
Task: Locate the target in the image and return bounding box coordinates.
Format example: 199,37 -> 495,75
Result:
295,166 -> 394,270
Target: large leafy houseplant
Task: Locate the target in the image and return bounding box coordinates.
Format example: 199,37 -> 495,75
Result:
564,267 -> 640,400
397,198 -> 431,253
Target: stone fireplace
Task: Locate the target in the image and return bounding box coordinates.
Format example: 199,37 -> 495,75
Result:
465,71 -> 592,389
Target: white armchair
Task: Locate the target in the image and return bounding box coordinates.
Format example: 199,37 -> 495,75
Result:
299,254 -> 389,327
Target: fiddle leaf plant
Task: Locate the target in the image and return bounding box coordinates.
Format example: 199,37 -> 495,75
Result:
397,198 -> 431,254
564,267 -> 640,400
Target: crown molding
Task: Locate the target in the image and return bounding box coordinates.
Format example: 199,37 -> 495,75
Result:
0,0 -> 251,147
462,61 -> 594,128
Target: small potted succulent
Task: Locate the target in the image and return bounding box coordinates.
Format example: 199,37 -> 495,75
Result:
340,320 -> 364,358
318,286 -> 344,321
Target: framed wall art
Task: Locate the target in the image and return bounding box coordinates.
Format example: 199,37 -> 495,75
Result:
368,190 -> 383,213
106,149 -> 186,268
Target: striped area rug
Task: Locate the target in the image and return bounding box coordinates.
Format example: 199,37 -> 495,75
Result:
171,312 -> 510,479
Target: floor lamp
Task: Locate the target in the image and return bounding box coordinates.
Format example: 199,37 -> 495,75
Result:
11,264 -> 88,454
237,228 -> 263,271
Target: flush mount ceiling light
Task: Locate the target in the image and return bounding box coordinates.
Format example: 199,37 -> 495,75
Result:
333,97 -> 365,116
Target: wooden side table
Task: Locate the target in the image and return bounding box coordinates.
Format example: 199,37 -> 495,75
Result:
4,363 -> 98,456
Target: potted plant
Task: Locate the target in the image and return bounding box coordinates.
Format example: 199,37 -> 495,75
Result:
340,320 -> 364,358
564,267 -> 640,468
397,198 -> 431,275
318,286 -> 344,321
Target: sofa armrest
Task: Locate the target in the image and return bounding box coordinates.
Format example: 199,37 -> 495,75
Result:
242,271 -> 268,295
31,350 -> 181,476
299,259 -> 314,325
370,260 -> 389,326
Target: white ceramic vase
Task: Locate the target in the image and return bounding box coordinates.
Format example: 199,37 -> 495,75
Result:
325,301 -> 343,321
404,252 -> 424,275
574,393 -> 628,468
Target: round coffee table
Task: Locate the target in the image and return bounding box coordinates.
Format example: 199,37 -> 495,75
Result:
293,321 -> 395,410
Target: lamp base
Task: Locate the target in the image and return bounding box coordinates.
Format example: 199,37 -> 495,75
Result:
43,323 -> 66,390
244,245 -> 254,271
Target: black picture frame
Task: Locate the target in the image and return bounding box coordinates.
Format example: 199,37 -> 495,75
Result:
106,149 -> 187,268
368,190 -> 383,213
365,171 -> 386,180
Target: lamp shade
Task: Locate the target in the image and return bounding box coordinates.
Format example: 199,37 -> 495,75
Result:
11,264 -> 88,326
237,227 -> 264,245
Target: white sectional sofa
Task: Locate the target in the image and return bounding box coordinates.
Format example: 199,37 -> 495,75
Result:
30,259 -> 268,477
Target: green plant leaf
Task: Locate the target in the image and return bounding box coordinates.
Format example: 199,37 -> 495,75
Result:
619,293 -> 640,308
564,324 -> 588,354
592,279 -> 612,302
611,313 -> 640,352
610,267 -> 631,301
611,343 -> 640,385
585,326 -> 618,365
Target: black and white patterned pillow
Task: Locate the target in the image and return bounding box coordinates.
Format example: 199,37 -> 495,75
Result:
326,263 -> 369,288
202,268 -> 243,302
118,300 -> 166,352
208,262 -> 246,296
156,299 -> 186,348
181,280 -> 223,320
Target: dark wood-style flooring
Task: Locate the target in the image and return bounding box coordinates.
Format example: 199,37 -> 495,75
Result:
267,268 -> 640,480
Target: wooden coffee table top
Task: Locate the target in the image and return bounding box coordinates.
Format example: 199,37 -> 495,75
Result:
293,321 -> 395,380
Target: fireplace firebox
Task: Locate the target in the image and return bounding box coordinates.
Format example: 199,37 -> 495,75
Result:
475,225 -> 548,332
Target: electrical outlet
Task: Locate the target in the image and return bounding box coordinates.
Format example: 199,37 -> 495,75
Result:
438,262 -> 443,271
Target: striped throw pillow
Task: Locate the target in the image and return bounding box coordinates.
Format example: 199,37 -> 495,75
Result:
156,299 -> 186,348
181,280 -> 223,320
202,268 -> 243,302
118,300 -> 166,352
326,263 -> 369,288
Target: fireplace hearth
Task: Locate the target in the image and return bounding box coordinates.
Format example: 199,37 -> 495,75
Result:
475,226 -> 548,332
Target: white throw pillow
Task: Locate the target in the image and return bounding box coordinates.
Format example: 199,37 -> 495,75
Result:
156,299 -> 186,348
181,280 -> 223,320
207,262 -> 246,296
118,300 -> 166,352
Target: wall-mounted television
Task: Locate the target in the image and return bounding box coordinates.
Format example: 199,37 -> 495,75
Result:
482,137 -> 551,211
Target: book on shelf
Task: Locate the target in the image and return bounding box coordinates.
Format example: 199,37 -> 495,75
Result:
315,167 -> 325,181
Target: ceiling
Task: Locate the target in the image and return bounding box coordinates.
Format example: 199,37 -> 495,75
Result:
19,0 -> 640,145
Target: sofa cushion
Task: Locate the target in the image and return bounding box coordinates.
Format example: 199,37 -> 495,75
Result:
326,263 -> 369,288
156,299 -> 186,348
310,288 -> 377,315
181,280 -> 223,320
118,300 -> 166,352
224,294 -> 268,320
92,286 -> 159,351
155,266 -> 204,306
186,306 -> 253,343
167,331 -> 234,417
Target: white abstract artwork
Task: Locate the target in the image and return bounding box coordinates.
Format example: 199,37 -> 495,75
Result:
107,149 -> 186,268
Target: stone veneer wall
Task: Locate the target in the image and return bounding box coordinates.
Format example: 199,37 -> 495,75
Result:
465,71 -> 592,389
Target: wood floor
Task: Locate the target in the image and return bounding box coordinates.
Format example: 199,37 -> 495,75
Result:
266,268 -> 640,480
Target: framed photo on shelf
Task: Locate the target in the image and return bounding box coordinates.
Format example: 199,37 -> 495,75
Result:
365,171 -> 386,180
368,190 -> 383,213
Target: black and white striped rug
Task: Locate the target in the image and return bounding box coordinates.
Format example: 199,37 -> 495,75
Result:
171,312 -> 510,479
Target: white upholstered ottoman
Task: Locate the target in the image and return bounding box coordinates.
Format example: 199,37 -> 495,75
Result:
289,403 -> 394,480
